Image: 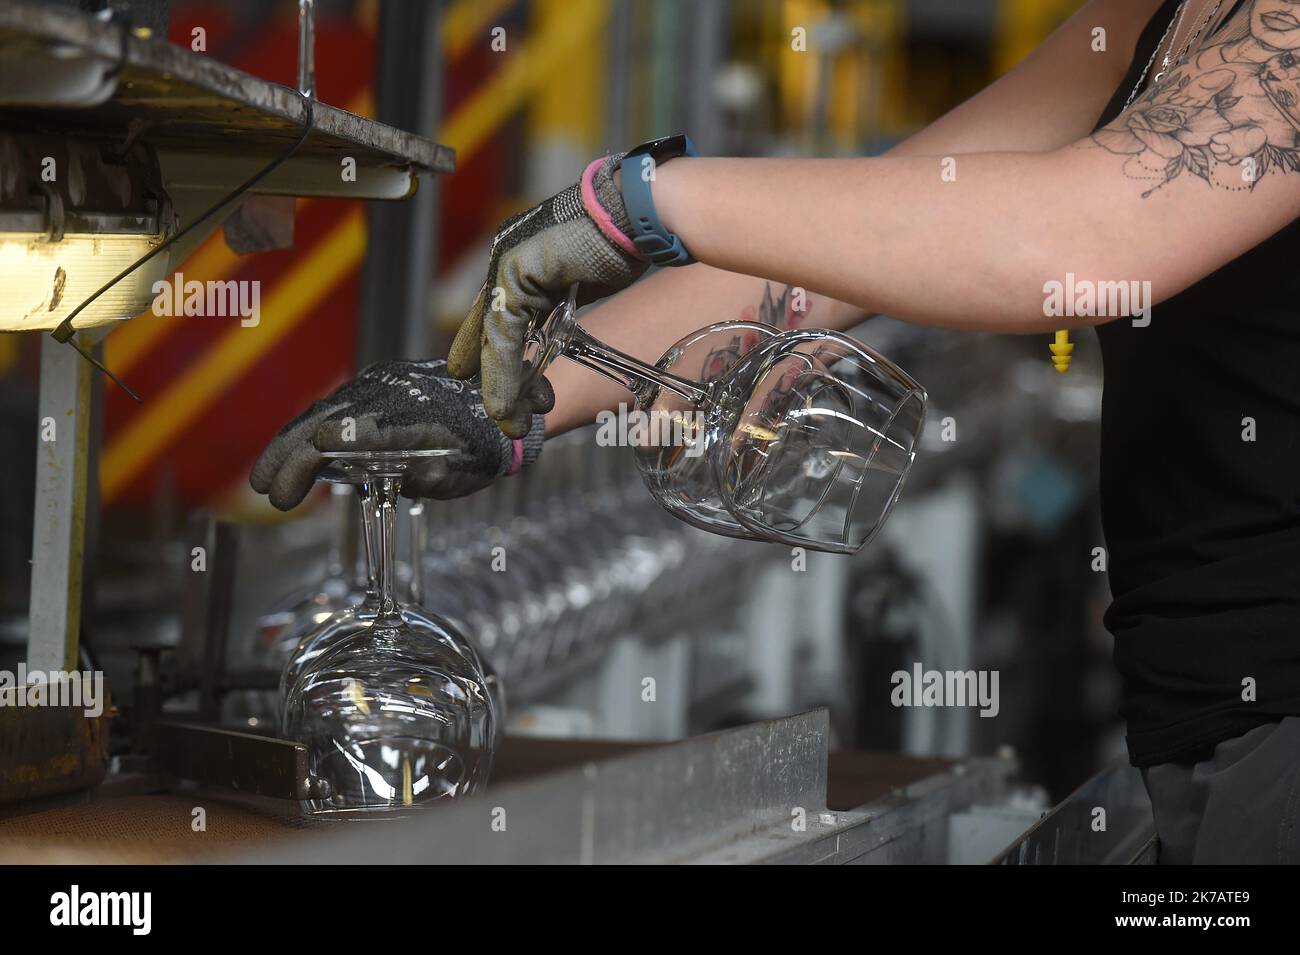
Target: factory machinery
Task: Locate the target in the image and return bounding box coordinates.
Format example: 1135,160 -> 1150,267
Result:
0,0 -> 1155,864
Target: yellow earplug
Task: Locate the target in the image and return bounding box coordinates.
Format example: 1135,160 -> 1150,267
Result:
1050,329 -> 1073,373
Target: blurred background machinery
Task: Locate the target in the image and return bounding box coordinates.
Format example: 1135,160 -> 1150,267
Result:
0,0 -> 1130,854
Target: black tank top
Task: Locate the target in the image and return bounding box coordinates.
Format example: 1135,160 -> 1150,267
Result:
1094,0 -> 1300,765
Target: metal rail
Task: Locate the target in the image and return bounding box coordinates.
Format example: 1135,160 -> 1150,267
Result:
225,710 -> 1017,865
993,761 -> 1157,865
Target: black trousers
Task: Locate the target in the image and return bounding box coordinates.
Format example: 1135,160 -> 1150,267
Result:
1141,717 -> 1300,864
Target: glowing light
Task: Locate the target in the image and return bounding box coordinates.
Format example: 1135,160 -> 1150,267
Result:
0,232 -> 167,332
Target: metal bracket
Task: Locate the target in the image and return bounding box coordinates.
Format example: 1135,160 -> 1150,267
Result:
151,721 -> 327,801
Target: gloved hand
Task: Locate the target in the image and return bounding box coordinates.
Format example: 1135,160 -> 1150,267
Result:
250,359 -> 553,511
447,152 -> 648,436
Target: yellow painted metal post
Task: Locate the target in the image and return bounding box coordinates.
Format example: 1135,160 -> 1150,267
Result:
848,0 -> 904,144
996,0 -> 1082,76
779,0 -> 826,133
529,0 -> 605,153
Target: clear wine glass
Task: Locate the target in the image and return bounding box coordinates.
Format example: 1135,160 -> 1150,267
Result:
524,285 -> 927,554
281,449 -> 497,814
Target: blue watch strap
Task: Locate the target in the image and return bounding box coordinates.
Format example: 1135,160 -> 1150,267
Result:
619,135 -> 698,267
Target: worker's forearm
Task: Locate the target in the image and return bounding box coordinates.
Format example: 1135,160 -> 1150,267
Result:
650,153 -> 1140,334
543,264 -> 864,436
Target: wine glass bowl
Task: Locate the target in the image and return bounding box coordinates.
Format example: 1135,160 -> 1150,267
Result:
524,286 -> 926,554
284,620 -> 494,810
718,331 -> 926,553
633,321 -> 779,540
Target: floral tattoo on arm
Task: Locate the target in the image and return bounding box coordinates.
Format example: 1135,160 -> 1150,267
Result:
1093,0 -> 1300,197
696,283 -> 812,383
739,283 -> 809,330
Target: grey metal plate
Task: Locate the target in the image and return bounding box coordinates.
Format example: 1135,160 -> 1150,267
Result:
152,721 -> 315,801
0,1 -> 454,173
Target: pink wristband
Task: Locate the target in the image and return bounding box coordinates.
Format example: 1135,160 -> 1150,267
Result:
505,438 -> 524,476
581,157 -> 644,260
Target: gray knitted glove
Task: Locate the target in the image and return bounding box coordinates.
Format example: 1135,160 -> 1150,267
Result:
447,152 -> 647,436
250,359 -> 552,510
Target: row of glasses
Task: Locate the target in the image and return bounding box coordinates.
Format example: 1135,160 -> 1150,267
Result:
411,434 -> 762,688
405,497 -> 506,741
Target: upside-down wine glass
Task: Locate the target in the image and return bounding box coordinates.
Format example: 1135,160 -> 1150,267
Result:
281,449 -> 497,814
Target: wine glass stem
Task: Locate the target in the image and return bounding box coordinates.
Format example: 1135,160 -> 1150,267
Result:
356,490 -> 379,606
567,323 -> 708,405
358,477 -> 401,623
408,500 -> 425,606
325,483 -> 350,578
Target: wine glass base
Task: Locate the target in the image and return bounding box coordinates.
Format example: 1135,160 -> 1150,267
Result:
319,448 -> 455,484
